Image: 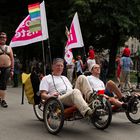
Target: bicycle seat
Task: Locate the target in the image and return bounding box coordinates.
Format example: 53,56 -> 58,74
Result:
63,105 -> 78,118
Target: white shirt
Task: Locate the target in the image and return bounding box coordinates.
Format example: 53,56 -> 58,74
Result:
87,75 -> 105,91
39,74 -> 73,95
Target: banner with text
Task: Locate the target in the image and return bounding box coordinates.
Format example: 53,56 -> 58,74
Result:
10,1 -> 48,47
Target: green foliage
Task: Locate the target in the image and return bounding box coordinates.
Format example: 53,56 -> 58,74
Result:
5,0 -> 140,76
66,0 -> 140,76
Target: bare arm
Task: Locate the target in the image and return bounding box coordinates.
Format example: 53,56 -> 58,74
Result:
40,90 -> 59,100
9,46 -> 14,72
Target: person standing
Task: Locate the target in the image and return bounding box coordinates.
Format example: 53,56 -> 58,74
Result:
87,45 -> 96,72
13,54 -> 21,87
66,59 -> 75,83
122,44 -> 131,57
0,32 -> 14,107
75,55 -> 83,77
120,49 -> 133,91
115,54 -> 121,87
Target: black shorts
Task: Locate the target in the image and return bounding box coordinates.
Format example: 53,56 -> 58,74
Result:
105,89 -> 114,97
0,67 -> 10,90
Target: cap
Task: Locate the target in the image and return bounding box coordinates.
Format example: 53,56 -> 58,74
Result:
89,63 -> 96,72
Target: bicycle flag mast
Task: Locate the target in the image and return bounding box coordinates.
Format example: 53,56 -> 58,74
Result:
10,1 -> 52,75
64,12 -> 85,64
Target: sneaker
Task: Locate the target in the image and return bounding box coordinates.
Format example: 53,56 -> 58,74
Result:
1,100 -> 8,108
121,103 -> 128,110
84,109 -> 93,117
119,96 -> 129,103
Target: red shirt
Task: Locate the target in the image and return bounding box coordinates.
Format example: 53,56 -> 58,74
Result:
123,47 -> 131,56
88,49 -> 95,59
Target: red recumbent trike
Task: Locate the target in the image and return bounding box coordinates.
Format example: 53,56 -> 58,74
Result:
27,71 -> 111,135
28,71 -> 140,135
33,89 -> 140,134
33,90 -> 112,135
27,70 -> 140,135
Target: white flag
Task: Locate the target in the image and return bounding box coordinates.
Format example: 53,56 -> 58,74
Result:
64,49 -> 73,64
40,1 -> 48,40
65,12 -> 84,50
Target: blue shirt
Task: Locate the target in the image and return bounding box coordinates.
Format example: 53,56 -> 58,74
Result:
76,60 -> 83,73
121,56 -> 133,72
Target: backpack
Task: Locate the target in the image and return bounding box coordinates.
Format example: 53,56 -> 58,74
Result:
22,73 -> 41,105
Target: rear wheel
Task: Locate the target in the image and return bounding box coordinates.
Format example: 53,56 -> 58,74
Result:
126,96 -> 140,123
43,97 -> 64,134
91,96 -> 112,130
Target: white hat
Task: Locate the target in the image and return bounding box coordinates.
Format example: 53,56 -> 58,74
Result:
89,63 -> 96,72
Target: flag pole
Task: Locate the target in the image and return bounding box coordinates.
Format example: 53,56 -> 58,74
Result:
41,1 -> 52,74
41,41 -> 46,75
42,1 -> 52,71
47,38 -> 52,70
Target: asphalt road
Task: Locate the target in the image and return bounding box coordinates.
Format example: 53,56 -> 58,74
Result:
0,86 -> 140,140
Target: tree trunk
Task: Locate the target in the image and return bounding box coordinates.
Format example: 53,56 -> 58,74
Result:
108,33 -> 120,78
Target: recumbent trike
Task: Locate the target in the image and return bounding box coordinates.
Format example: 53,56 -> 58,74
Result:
29,72 -> 112,135
27,72 -> 140,135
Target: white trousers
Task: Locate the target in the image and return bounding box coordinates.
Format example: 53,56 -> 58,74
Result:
58,75 -> 93,116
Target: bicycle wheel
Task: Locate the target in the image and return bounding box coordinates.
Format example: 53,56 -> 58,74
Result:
43,97 -> 64,135
33,103 -> 44,121
91,96 -> 112,130
126,96 -> 140,123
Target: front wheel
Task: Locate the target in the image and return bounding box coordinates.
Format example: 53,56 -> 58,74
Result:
43,97 -> 64,135
126,96 -> 140,123
91,97 -> 112,130
33,103 -> 44,121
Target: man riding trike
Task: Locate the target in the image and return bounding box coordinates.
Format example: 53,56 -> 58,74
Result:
87,63 -> 140,124
37,58 -> 112,134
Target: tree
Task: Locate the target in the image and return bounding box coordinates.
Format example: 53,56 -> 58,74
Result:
2,0 -> 140,77
66,0 -> 140,76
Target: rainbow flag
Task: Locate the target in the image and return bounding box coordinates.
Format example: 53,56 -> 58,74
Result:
28,3 -> 41,32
